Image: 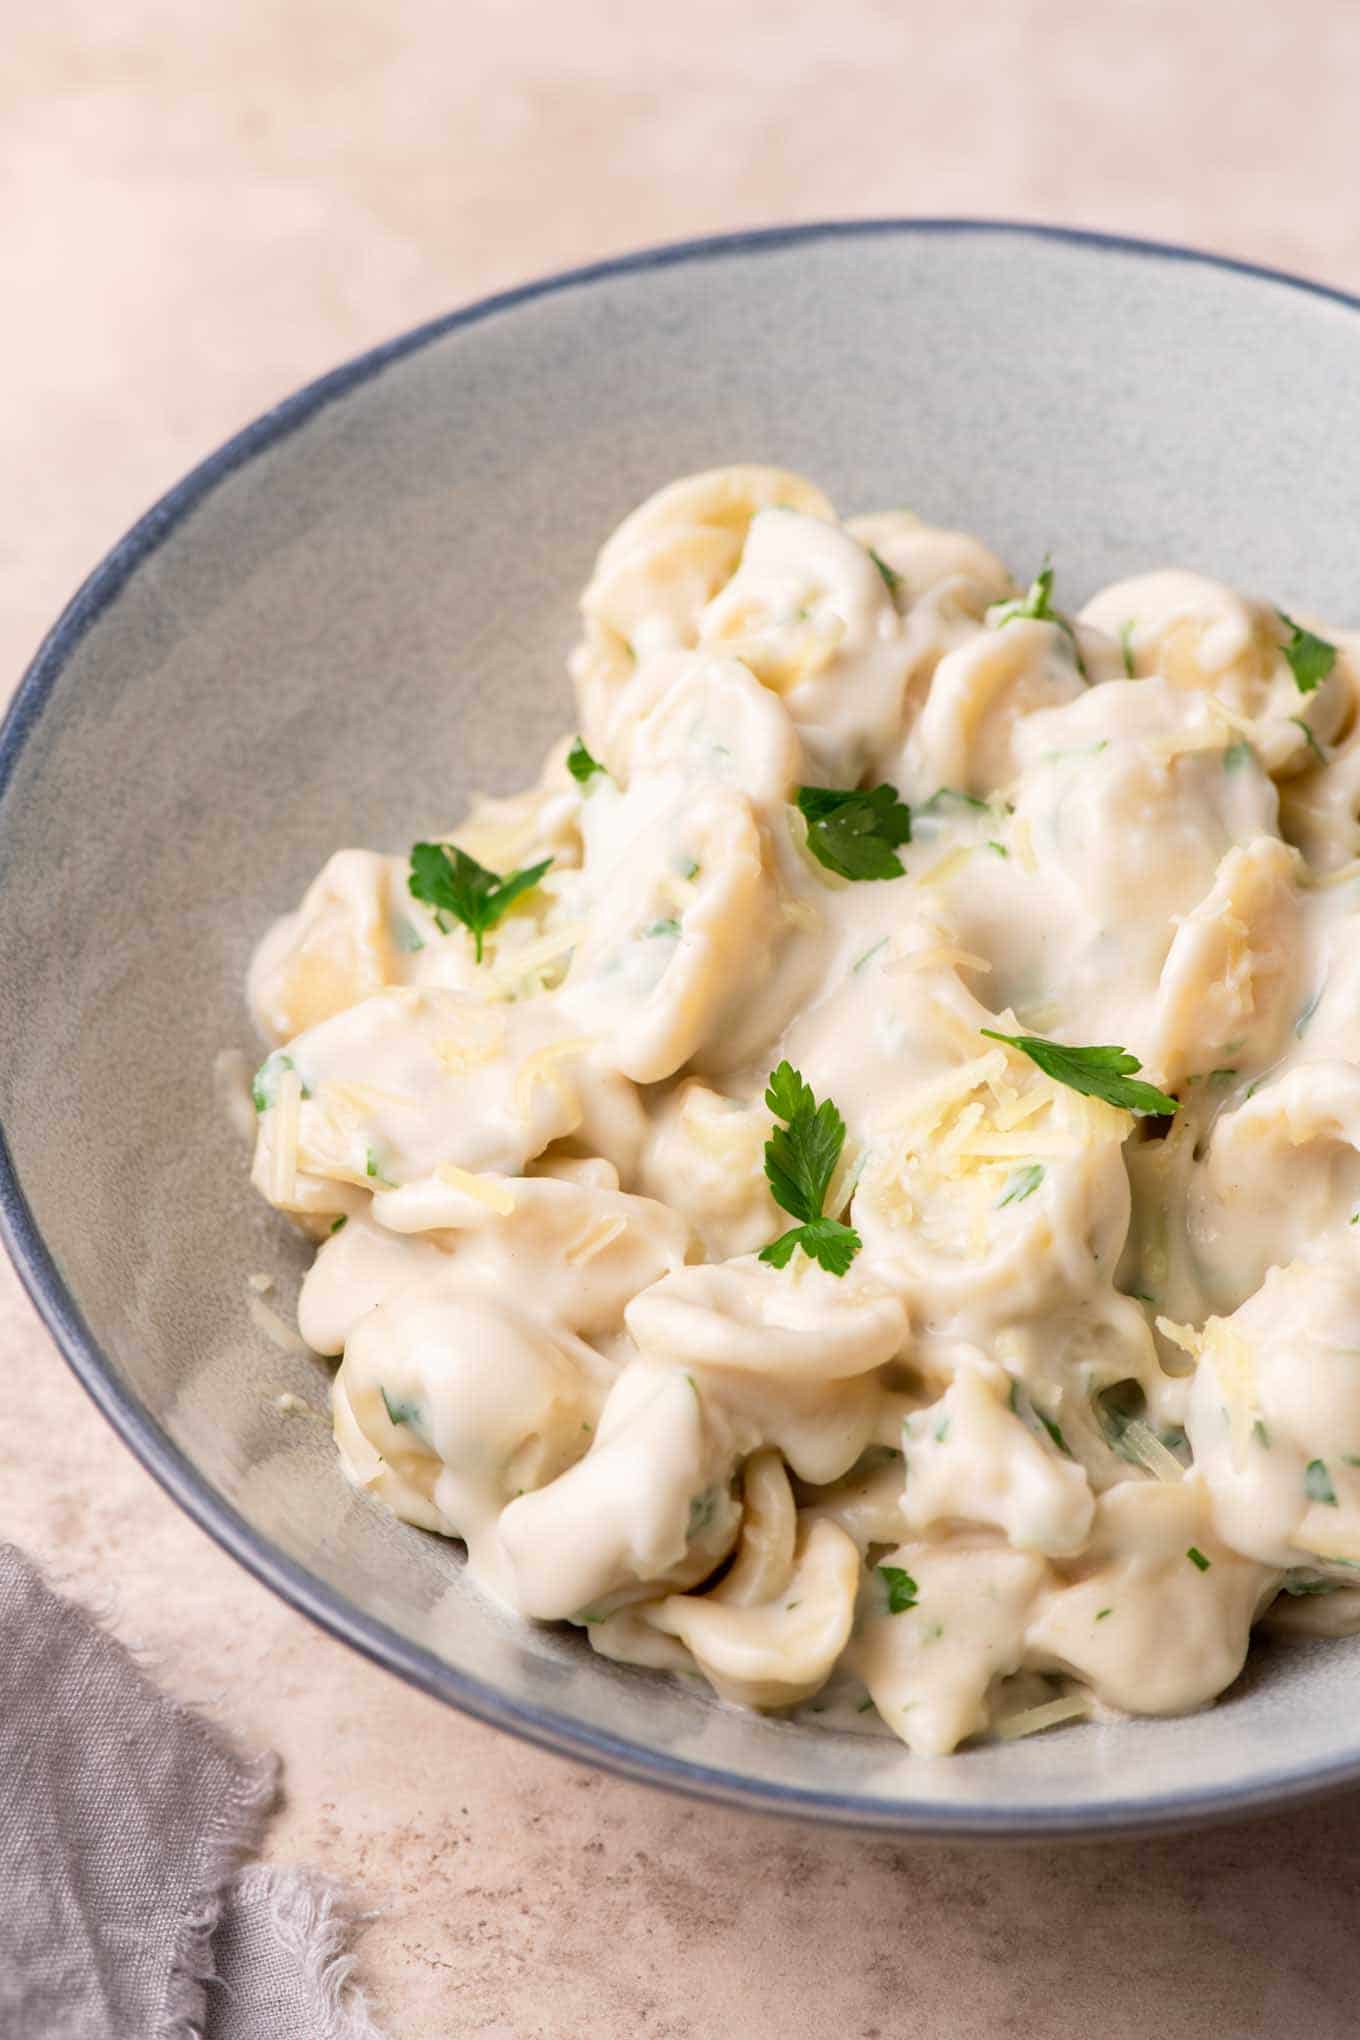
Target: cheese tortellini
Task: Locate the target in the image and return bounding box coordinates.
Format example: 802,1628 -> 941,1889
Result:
242,467 -> 1360,1756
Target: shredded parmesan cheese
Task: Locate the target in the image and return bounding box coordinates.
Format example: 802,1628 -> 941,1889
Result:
434,1163 -> 517,1215
512,1037 -> 593,1121
564,1216 -> 628,1266
248,1291 -> 308,1352
994,1694 -> 1091,1741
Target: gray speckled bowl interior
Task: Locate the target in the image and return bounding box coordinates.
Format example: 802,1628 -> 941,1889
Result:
5,222 -> 1360,1837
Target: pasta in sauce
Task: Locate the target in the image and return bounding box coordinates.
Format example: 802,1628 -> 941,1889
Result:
243,467 -> 1360,1754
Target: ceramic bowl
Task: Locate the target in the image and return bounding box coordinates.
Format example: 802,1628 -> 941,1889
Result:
5,222 -> 1360,1836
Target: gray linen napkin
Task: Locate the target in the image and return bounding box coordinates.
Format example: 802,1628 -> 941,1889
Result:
0,1544 -> 384,2040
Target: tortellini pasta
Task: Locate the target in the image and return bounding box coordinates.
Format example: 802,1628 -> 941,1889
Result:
241,467 -> 1360,1754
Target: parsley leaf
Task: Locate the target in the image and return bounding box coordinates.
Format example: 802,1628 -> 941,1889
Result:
1186,1546 -> 1211,1572
997,1163 -> 1044,1208
990,559 -> 1087,678
408,841 -> 552,963
758,1061 -> 861,1277
1277,611 -> 1337,694
1305,1458 -> 1338,1506
567,736 -> 605,783
251,1051 -> 301,1114
980,1029 -> 1179,1116
867,547 -> 903,601
1118,620 -> 1137,678
796,783 -> 911,881
878,1565 -> 918,1614
380,1386 -> 421,1429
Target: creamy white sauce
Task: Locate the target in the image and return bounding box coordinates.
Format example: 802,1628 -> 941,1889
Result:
241,464 -> 1360,1753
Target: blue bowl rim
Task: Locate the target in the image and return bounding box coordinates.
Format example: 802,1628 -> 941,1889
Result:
5,216 -> 1360,1839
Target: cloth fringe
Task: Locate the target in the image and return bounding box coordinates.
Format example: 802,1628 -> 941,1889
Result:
159,1750 -> 280,2040
223,1867 -> 386,2040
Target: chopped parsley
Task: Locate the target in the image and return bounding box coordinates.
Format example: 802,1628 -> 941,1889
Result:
1305,1459 -> 1338,1507
1187,1546 -> 1211,1572
1252,1418 -> 1272,1449
1095,1607 -> 1113,1622
408,840 -> 552,963
380,1387 -> 421,1429
857,1695 -> 876,1713
852,937 -> 888,974
980,1029 -> 1179,1116
868,548 -> 903,601
644,917 -> 682,939
251,1052 -> 306,1113
1118,620 -> 1137,678
916,787 -> 988,815
989,559 -> 1087,677
758,1061 -> 861,1277
878,1565 -> 918,1614
796,783 -> 911,882
364,1145 -> 395,1187
329,1215 -> 348,1235
1291,716 -> 1328,765
687,1489 -> 718,1537
997,1163 -> 1044,1208
1277,611 -> 1337,694
567,736 -> 606,783
1009,1379 -> 1071,1456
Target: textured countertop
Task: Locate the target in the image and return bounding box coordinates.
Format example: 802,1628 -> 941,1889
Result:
6,4 -> 1360,2033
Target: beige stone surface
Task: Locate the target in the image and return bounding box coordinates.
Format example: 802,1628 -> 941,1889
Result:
5,3 -> 1360,2033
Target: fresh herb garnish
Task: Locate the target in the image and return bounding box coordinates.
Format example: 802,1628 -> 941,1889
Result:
329,1215 -> 348,1235
1095,1607 -> 1113,1622
868,547 -> 903,601
916,787 -> 989,815
408,841 -> 552,963
997,1163 -> 1044,1208
857,1695 -> 876,1713
990,559 -> 1087,677
1118,620 -> 1137,678
1277,612 -> 1337,694
364,1145 -> 395,1187
567,736 -> 605,783
758,1061 -> 861,1277
380,1386 -> 421,1429
980,1029 -> 1178,1115
1009,1379 -> 1071,1456
1291,716 -> 1328,765
687,1489 -> 718,1537
1252,1418 -> 1271,1449
796,783 -> 911,882
878,1565 -> 918,1614
1187,1546 -> 1211,1572
1305,1459 -> 1338,1506
251,1052 -> 306,1113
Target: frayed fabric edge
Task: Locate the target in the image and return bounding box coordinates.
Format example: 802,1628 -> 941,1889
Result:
159,1749 -> 280,2040
222,1866 -> 387,2040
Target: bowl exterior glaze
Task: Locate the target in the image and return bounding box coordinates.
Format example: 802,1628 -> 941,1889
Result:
5,222 -> 1360,1836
